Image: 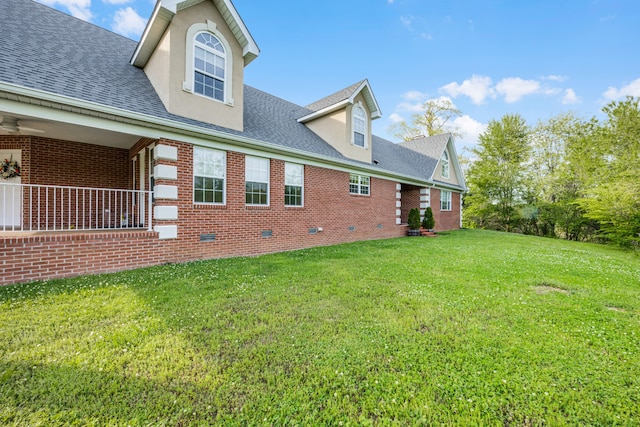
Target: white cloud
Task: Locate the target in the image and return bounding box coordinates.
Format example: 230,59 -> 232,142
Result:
603,77 -> 640,100
112,7 -> 147,38
35,0 -> 92,21
453,115 -> 486,145
562,88 -> 580,105
544,75 -> 567,82
495,77 -> 541,103
388,113 -> 404,123
440,75 -> 494,105
401,90 -> 430,102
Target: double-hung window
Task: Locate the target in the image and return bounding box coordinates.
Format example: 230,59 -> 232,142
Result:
284,162 -> 304,206
194,32 -> 226,102
246,156 -> 270,205
441,150 -> 450,178
349,174 -> 370,195
352,104 -> 367,148
194,147 -> 226,204
441,190 -> 452,211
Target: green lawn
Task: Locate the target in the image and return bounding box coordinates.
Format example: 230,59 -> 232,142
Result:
1,230 -> 639,426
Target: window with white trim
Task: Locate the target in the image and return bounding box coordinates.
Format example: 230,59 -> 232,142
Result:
349,174 -> 370,195
441,190 -> 452,211
245,156 -> 270,205
441,150 -> 450,178
193,147 -> 226,204
284,162 -> 304,206
352,104 -> 367,148
193,32 -> 226,101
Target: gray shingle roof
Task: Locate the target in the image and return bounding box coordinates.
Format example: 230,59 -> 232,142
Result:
400,133 -> 451,161
304,80 -> 365,112
0,0 -> 459,188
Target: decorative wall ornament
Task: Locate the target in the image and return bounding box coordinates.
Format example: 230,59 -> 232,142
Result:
1,155 -> 20,179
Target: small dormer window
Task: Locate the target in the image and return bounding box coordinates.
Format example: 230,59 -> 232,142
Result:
352,104 -> 367,148
194,32 -> 226,102
441,150 -> 450,178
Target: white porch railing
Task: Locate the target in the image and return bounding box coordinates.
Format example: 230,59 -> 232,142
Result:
0,183 -> 153,232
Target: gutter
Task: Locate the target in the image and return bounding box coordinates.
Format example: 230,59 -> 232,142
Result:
0,82 -> 431,187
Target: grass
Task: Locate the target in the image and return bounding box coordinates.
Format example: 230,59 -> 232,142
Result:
1,229 -> 639,426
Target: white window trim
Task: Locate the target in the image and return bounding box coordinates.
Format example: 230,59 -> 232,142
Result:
284,162 -> 304,207
352,101 -> 368,148
441,190 -> 452,211
245,156 -> 270,206
349,173 -> 370,196
193,146 -> 226,205
183,20 -> 234,106
441,150 -> 450,178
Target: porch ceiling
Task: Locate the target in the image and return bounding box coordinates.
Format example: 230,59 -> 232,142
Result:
0,111 -> 141,149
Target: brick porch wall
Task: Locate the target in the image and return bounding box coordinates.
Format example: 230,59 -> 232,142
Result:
430,188 -> 462,231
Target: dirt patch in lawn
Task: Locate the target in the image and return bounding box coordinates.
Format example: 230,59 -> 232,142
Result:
533,284 -> 571,295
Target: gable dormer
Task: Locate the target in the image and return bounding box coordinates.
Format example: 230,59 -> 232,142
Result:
400,133 -> 467,190
298,80 -> 381,164
131,0 -> 259,132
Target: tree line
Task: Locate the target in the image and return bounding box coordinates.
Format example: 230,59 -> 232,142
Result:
464,96 -> 640,247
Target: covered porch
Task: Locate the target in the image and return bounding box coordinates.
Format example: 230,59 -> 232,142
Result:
1,111 -> 158,235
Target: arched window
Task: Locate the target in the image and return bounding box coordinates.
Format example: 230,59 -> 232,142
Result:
352,104 -> 367,148
441,150 -> 450,178
193,32 -> 226,102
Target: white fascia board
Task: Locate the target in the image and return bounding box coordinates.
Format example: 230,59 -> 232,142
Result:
216,0 -> 260,64
130,3 -> 175,67
446,136 -> 468,191
348,80 -> 382,120
296,99 -> 350,124
0,82 -> 429,187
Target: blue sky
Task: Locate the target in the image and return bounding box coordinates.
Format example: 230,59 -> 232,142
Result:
36,0 -> 640,150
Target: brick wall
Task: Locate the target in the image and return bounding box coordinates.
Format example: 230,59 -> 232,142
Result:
431,188 -> 461,231
400,185 -> 421,224
156,140 -> 406,261
2,136 -> 462,285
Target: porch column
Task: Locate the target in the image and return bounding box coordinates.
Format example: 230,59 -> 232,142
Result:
420,187 -> 430,220
152,144 -> 179,240
395,183 -> 402,225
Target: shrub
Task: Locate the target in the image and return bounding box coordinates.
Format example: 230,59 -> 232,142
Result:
408,208 -> 421,230
422,206 -> 435,230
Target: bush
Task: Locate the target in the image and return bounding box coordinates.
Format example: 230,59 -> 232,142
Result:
408,208 -> 421,230
422,207 -> 435,230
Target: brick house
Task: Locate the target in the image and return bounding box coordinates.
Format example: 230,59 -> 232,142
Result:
0,0 -> 466,285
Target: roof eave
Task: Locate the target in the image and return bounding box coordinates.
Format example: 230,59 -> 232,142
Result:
349,80 -> 382,119
0,81 -> 429,186
296,99 -> 350,123
130,2 -> 174,67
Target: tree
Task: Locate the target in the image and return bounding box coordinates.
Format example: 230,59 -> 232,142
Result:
575,97 -> 640,245
389,97 -> 462,141
464,114 -> 531,232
